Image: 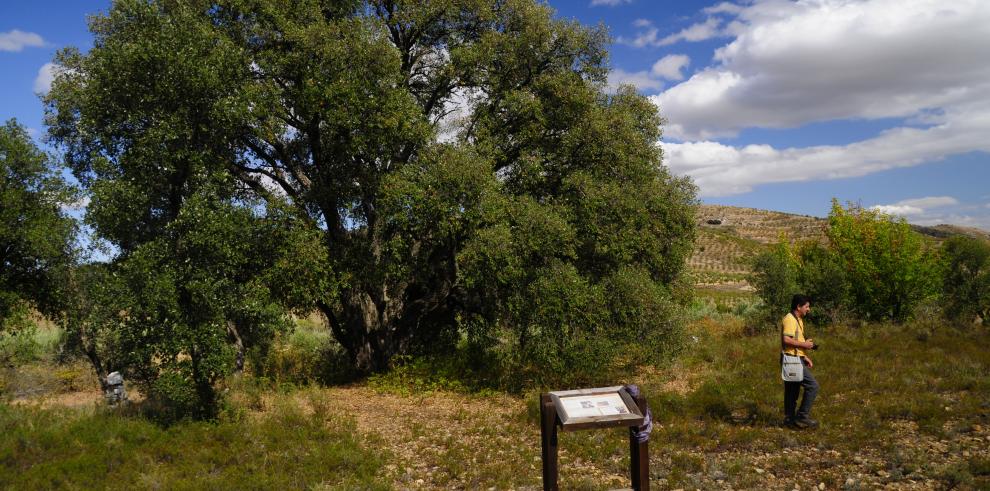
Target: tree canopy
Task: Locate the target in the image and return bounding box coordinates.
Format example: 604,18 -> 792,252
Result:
941,235 -> 990,325
46,0 -> 696,393
0,119 -> 76,333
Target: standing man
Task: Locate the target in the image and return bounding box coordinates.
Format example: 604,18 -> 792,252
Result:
782,294 -> 819,429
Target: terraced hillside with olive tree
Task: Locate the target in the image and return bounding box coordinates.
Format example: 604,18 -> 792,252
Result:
689,205 -> 827,291
688,204 -> 990,293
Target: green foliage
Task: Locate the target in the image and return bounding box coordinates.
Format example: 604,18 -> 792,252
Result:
826,200 -> 941,322
0,120 -> 76,333
751,201 -> 942,326
941,235 -> 990,325
107,192 -> 328,418
0,325 -> 45,366
367,354 -> 478,395
792,240 -> 850,324
748,242 -> 797,329
47,0 -> 696,386
248,319 -> 357,387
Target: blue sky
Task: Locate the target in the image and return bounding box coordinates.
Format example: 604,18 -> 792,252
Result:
3,0 -> 989,229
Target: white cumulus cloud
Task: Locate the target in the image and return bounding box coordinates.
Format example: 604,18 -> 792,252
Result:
0,29 -> 44,52
590,0 -> 632,6
34,62 -> 63,94
650,0 -> 990,219
657,17 -> 722,46
871,197 -> 958,216
866,197 -> 990,228
871,204 -> 924,216
661,98 -> 990,197
608,55 -> 693,92
653,0 -> 990,140
703,2 -> 745,15
608,68 -> 665,92
619,17 -> 724,48
651,54 -> 690,81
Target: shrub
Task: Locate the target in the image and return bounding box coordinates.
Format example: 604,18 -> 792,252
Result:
793,241 -> 851,325
751,201 -> 942,327
941,236 -> 990,325
826,200 -> 941,322
748,242 -> 797,331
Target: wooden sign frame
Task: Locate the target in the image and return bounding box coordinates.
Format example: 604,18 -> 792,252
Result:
540,386 -> 650,491
548,386 -> 644,431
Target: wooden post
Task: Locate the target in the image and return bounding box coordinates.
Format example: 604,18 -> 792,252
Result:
540,393 -> 559,491
628,392 -> 649,491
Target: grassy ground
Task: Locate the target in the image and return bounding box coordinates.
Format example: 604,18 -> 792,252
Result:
2,318 -> 989,489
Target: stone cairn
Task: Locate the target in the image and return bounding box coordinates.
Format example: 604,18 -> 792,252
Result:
104,371 -> 128,405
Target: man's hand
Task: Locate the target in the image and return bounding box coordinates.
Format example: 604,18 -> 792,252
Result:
805,338 -> 815,350
803,356 -> 814,368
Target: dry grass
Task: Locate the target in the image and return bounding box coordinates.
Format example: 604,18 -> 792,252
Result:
5,320 -> 989,490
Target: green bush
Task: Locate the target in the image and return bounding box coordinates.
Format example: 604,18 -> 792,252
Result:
793,241 -> 850,325
0,326 -> 43,366
476,262 -> 686,390
941,235 -> 990,325
748,242 -> 797,331
751,201 -> 942,327
826,200 -> 941,322
248,327 -> 357,387
146,371 -> 207,424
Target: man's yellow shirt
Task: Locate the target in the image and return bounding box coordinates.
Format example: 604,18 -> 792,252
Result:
781,313 -> 806,357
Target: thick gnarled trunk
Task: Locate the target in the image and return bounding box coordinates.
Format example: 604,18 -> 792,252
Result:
317,272 -> 455,373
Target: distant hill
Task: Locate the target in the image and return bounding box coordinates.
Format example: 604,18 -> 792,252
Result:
690,204 -> 989,292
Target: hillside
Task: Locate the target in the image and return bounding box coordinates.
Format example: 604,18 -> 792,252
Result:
689,204 -> 989,291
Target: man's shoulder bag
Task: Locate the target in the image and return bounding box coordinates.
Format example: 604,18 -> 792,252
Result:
781,353 -> 803,382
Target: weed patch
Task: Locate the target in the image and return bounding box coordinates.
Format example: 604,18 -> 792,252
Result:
0,402 -> 387,489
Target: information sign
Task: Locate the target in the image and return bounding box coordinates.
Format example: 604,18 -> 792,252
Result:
540,386 -> 651,490
548,386 -> 644,431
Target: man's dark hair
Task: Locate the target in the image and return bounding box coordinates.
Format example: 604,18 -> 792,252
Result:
791,294 -> 811,311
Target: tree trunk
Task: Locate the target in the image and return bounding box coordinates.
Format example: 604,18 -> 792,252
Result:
83,342 -> 109,392
318,284 -> 435,374
226,321 -> 245,373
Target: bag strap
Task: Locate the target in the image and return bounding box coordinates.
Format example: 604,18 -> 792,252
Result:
789,312 -> 804,339
783,312 -> 803,355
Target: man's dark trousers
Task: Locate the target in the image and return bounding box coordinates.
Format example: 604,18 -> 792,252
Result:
784,365 -> 819,420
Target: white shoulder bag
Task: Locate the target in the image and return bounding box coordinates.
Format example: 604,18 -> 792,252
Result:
781,314 -> 804,382
781,353 -> 803,382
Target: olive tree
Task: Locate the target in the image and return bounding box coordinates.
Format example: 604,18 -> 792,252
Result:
47,0 -> 696,379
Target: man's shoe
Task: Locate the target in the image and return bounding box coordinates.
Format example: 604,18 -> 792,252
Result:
783,417 -> 797,428
793,417 -> 819,429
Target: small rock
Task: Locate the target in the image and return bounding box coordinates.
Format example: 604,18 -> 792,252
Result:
793,485 -> 800,491
845,477 -> 856,488
818,483 -> 826,490
755,468 -> 765,474
711,471 -> 728,481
